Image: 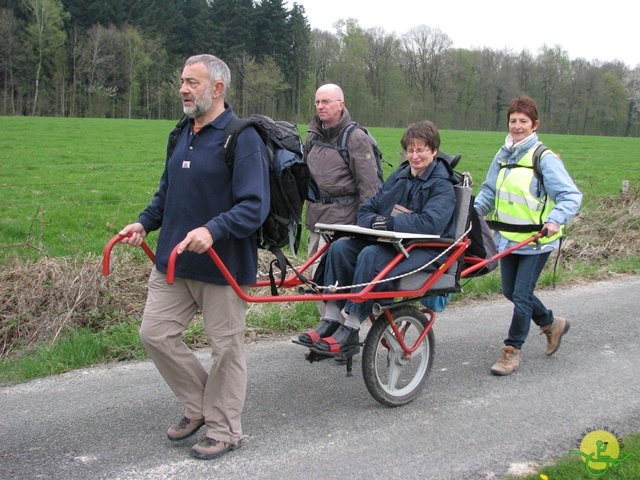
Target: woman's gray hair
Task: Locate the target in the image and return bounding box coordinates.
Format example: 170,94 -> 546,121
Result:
184,54 -> 231,95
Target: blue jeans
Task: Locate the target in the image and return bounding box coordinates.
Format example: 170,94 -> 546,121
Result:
500,252 -> 554,349
322,238 -> 398,322
323,237 -> 440,323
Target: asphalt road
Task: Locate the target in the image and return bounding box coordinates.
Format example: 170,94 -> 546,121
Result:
2,276 -> 639,480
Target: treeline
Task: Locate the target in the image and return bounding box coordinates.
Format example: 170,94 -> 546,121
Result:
1,0 -> 639,137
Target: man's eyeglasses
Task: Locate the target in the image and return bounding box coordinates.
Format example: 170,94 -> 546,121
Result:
403,147 -> 431,156
314,99 -> 341,106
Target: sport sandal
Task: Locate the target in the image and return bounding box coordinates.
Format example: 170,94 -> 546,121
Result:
295,319 -> 340,347
312,325 -> 360,354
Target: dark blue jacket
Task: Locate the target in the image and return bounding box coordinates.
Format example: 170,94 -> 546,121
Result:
352,158 -> 457,279
358,158 -> 457,238
321,157 -> 458,321
138,104 -> 270,285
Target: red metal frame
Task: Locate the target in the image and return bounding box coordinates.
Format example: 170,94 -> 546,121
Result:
382,307 -> 436,360
175,238 -> 466,303
103,231 -> 543,356
102,234 -> 155,276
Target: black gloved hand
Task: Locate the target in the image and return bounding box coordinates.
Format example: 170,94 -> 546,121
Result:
371,215 -> 390,230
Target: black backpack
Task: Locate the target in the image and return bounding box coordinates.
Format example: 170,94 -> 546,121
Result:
221,114 -> 320,294
306,121 -> 390,187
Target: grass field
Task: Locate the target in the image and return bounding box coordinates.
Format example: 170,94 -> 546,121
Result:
2,116 -> 640,261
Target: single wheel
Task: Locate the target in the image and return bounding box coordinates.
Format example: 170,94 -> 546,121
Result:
362,306 -> 434,407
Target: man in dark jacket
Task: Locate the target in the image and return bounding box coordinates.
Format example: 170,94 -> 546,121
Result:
299,121 -> 457,353
118,54 -> 269,460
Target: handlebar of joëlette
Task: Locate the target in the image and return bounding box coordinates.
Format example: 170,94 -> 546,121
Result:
102,234 -> 155,276
460,230 -> 547,278
104,228 -> 549,295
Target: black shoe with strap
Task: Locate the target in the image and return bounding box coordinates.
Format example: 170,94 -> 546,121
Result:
311,325 -> 360,355
293,319 -> 341,347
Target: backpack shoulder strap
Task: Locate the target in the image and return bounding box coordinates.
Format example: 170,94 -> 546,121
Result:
532,143 -> 550,197
267,245 -> 309,296
532,143 -> 549,181
336,121 -> 359,167
307,122 -> 358,167
304,131 -> 318,159
166,114 -> 189,161
221,116 -> 261,170
499,143 -> 549,178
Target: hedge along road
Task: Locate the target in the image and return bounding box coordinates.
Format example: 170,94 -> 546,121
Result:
1,276 -> 639,480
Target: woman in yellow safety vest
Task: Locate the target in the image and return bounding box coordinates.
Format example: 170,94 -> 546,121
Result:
474,95 -> 582,376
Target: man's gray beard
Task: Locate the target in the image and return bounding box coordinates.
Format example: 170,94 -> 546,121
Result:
183,95 -> 213,119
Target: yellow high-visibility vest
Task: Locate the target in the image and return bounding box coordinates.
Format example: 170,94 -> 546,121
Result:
492,146 -> 562,243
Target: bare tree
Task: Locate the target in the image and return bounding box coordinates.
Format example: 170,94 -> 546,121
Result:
536,44 -> 571,128
139,40 -> 173,119
0,8 -> 21,115
122,25 -> 151,119
449,49 -> 483,127
624,67 -> 640,136
79,25 -> 120,117
475,48 -> 515,130
401,25 -> 453,121
309,29 -> 340,87
514,49 -> 535,94
22,0 -> 69,115
363,27 -> 404,125
243,56 -> 287,118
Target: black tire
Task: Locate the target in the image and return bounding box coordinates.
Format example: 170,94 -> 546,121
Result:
362,306 -> 435,407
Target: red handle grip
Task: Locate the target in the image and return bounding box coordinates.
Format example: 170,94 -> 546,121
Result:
102,234 -> 155,276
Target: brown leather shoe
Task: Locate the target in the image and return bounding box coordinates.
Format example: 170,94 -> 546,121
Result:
490,346 -> 520,376
191,437 -> 240,460
167,417 -> 205,441
540,316 -> 570,356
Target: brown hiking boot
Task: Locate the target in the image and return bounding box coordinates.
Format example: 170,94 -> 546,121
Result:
490,346 -> 521,376
191,437 -> 240,460
167,416 -> 205,441
540,316 -> 570,356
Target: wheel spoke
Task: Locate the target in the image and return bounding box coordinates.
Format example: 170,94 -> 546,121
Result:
382,328 -> 404,357
385,356 -> 402,392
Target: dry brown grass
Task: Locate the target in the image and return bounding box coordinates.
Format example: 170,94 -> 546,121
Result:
0,247 -> 295,359
1,192 -> 639,360
560,192 -> 640,266
0,251 -> 150,358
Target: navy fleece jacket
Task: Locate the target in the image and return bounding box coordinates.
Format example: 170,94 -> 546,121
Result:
138,104 -> 270,285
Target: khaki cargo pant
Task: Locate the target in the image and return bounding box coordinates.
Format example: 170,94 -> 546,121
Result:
139,268 -> 247,445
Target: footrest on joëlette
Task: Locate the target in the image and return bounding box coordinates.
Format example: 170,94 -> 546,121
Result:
291,338 -> 315,349
309,343 -> 361,358
304,347 -> 361,377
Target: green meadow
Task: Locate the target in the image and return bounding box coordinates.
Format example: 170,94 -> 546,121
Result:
2,116 -> 639,262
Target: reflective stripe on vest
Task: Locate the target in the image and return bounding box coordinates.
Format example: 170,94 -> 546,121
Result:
492,146 -> 562,243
